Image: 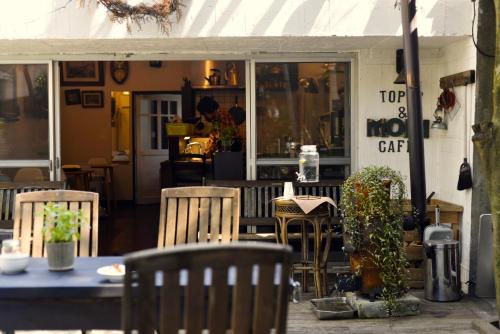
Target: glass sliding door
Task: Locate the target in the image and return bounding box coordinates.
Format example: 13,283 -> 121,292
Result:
0,62 -> 54,181
254,61 -> 351,180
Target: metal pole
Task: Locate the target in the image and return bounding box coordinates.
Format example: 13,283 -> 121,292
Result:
401,0 -> 427,235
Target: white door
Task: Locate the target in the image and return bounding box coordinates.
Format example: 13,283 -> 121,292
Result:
135,93 -> 181,204
0,61 -> 56,181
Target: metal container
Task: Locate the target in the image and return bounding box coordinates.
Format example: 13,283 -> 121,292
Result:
310,297 -> 356,320
423,239 -> 461,301
424,206 -> 453,241
476,214 -> 495,298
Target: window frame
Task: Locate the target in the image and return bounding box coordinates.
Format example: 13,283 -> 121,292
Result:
248,55 -> 356,180
0,60 -> 55,180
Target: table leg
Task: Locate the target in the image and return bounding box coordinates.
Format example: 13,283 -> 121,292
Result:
321,219 -> 332,296
109,167 -> 116,209
313,219 -> 324,298
274,218 -> 281,244
104,168 -> 111,215
301,221 -> 309,293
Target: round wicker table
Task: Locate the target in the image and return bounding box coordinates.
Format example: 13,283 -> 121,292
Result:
274,197 -> 332,298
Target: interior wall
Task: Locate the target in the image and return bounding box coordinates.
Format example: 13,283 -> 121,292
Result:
60,60 -> 245,200
60,61 -> 192,200
356,38 -> 476,292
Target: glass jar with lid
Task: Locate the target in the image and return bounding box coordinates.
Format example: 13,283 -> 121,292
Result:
298,145 -> 319,182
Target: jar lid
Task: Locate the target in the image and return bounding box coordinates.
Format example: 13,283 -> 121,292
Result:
301,145 -> 317,152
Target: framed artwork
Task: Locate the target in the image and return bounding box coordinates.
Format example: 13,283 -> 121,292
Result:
110,61 -> 129,84
81,90 -> 104,108
64,89 -> 81,105
60,61 -> 104,86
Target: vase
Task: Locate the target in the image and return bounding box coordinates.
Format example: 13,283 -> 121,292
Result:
46,241 -> 75,271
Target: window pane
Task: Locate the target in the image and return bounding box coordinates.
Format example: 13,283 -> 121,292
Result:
161,117 -> 169,149
0,167 -> 50,182
0,64 -> 49,159
169,101 -> 177,116
161,100 -> 169,115
256,62 -> 349,159
150,116 -> 158,149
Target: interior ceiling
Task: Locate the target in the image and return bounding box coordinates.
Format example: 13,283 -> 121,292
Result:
0,36 -> 469,59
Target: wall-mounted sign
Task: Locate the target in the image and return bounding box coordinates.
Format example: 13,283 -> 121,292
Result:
368,90 -> 430,153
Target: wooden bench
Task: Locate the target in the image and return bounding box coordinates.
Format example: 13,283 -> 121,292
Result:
0,181 -> 66,239
205,180 -> 342,240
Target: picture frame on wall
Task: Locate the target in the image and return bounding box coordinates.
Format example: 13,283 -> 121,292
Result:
64,89 -> 81,105
60,61 -> 104,86
81,90 -> 104,108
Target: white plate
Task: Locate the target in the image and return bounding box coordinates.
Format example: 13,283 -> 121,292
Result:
97,264 -> 125,283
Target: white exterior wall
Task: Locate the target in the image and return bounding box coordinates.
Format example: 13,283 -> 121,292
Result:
0,0 -> 471,40
357,38 -> 476,291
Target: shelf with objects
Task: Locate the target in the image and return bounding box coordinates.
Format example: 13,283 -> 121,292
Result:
255,62 -> 351,181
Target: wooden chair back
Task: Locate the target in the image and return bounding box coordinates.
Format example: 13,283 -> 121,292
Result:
158,187 -> 240,247
0,181 -> 66,227
122,242 -> 292,334
13,190 -> 99,257
13,168 -> 44,182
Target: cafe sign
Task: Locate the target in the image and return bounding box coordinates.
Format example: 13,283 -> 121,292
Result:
367,90 -> 430,153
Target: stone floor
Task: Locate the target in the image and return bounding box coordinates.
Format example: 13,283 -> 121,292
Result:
288,290 -> 497,333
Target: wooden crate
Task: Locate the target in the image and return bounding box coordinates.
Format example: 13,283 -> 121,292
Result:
403,199 -> 463,240
405,242 -> 423,261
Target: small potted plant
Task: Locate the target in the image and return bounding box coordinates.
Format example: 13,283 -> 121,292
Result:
43,202 -> 83,271
340,166 -> 408,310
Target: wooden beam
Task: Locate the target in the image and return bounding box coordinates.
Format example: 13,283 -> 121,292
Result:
439,70 -> 475,89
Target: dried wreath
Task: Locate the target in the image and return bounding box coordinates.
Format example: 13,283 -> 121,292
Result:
83,0 -> 183,33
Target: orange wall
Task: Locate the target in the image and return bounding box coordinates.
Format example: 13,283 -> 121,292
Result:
60,61 -> 192,165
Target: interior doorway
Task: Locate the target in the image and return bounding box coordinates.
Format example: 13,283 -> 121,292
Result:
134,92 -> 182,204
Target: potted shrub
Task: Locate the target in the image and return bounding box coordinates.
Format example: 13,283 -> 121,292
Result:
340,166 -> 408,309
43,202 -> 83,271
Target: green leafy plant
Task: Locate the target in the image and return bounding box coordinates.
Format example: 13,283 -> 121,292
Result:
340,166 -> 408,312
43,202 -> 83,243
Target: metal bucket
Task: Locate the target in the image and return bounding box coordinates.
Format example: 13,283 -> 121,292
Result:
423,239 -> 461,302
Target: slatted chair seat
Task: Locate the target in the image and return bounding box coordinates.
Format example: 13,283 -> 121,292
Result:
158,186 -> 240,247
13,190 -> 99,257
122,242 -> 292,334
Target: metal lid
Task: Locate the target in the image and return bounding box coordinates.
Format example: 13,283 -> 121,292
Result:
423,239 -> 459,248
301,145 -> 317,152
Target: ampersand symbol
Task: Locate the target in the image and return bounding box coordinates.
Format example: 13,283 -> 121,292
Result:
398,106 -> 407,119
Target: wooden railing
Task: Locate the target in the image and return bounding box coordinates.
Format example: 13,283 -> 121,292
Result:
0,181 -> 66,228
205,180 -> 342,227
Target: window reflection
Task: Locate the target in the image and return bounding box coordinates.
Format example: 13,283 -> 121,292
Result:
0,64 -> 49,160
255,62 -> 350,180
256,62 -> 349,159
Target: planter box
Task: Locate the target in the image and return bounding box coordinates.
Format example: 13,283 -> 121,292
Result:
403,199 -> 463,240
408,267 -> 424,281
405,242 -> 423,261
404,229 -> 420,242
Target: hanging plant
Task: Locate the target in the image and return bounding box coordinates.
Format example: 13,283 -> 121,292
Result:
340,166 -> 408,313
82,0 -> 183,33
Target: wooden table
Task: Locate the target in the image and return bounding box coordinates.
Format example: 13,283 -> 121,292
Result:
89,163 -> 116,214
274,198 -> 332,298
0,256 -> 283,331
64,169 -> 92,191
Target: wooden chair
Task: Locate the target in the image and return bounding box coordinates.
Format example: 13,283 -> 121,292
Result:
13,168 -> 44,182
13,190 -> 99,257
158,186 -> 240,247
122,242 -> 292,334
